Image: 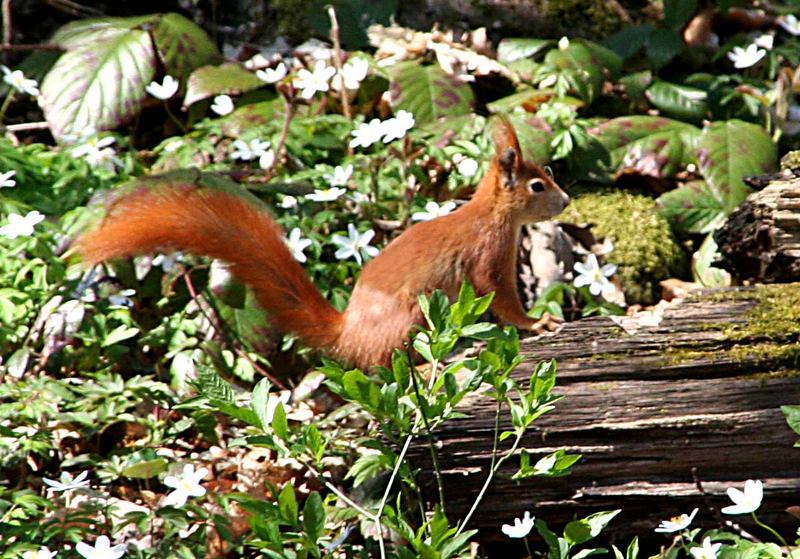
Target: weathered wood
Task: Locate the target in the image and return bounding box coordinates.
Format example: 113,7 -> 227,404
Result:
410,286 -> 800,547
715,177 -> 800,282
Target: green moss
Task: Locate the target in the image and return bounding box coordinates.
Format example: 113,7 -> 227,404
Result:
781,150 -> 800,171
733,283 -> 800,341
561,190 -> 690,305
542,0 -> 627,38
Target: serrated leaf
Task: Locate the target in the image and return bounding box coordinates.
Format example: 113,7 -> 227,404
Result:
646,80 -> 708,122
41,20 -> 156,140
388,61 -> 474,125
497,38 -> 552,62
184,62 -> 263,107
696,119 -> 776,213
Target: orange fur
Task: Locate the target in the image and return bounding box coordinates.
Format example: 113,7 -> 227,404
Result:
74,122 -> 569,369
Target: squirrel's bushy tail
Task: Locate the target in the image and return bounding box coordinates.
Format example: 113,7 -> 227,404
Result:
75,183 -> 344,352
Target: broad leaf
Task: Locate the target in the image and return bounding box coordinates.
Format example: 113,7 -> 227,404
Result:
588,116 -> 699,179
302,492 -> 326,543
497,38 -> 551,62
646,80 -> 708,122
692,232 -> 731,288
506,113 -> 554,165
40,14 -> 220,140
123,458 -> 168,479
658,180 -> 727,234
184,62 -> 264,107
387,61 -> 474,125
695,119 -> 776,213
542,42 -> 605,103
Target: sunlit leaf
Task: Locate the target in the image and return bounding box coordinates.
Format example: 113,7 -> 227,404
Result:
387,61 -> 474,125
184,62 -> 264,107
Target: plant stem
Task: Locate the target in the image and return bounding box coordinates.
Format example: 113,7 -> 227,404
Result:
0,90 -> 14,122
163,101 -> 185,133
752,512 -> 795,559
456,400 -> 519,537
327,5 -> 351,122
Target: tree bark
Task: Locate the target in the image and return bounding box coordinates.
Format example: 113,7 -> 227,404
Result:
715,177 -> 800,282
410,286 -> 800,549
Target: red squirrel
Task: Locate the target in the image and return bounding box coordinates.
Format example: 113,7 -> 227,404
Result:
75,120 -> 570,369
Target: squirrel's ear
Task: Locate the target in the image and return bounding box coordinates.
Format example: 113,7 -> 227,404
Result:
493,118 -> 521,188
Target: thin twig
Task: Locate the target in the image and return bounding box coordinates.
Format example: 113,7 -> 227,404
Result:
327,5 -> 351,121
262,94 -> 294,183
182,271 -> 288,390
3,121 -> 49,132
2,0 -> 11,65
0,43 -> 62,51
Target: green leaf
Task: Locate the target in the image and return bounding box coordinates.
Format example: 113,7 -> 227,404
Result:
505,113 -> 554,165
196,365 -> 234,403
646,80 -> 708,122
664,0 -> 697,29
150,12 -> 222,80
278,483 -> 298,525
692,233 -> 731,288
441,529 -> 478,559
782,405 -> 800,436
543,41 -> 605,103
271,402 -> 289,440
183,62 -> 264,107
122,458 -> 168,479
695,119 -> 776,213
587,116 -> 699,179
497,38 -> 552,62
302,491 -> 326,544
251,378 -> 273,430
658,180 -> 726,234
645,28 -> 684,67
42,18 -> 156,140
565,510 -> 620,545
388,61 -> 474,125
102,325 -> 140,347
342,369 -> 381,410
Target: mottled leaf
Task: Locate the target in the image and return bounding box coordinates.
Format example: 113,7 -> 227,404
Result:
387,61 -> 474,125
486,88 -> 558,114
696,119 -> 776,212
646,80 -> 708,122
218,95 -> 282,137
497,38 -> 551,62
542,42 -> 605,103
658,179 -> 727,234
151,12 -> 222,79
588,116 -> 699,179
184,63 -> 264,107
41,14 -> 220,140
505,113 -> 554,165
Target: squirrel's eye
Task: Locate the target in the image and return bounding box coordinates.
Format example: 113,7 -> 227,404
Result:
529,178 -> 545,193
544,166 -> 554,178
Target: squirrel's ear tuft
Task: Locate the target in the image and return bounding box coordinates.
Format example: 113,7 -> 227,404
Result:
493,118 -> 522,161
498,148 -> 516,188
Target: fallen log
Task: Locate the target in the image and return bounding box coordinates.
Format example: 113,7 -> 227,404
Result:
410,285 -> 800,550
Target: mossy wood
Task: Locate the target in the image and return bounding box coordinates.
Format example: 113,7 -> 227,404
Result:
410,285 -> 800,544
715,178 -> 800,282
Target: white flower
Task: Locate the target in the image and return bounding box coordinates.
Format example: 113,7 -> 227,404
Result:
501,511 -> 535,538
85,147 -> 121,172
455,157 -> 478,177
108,289 -> 136,308
0,210 -> 45,239
76,535 -> 126,559
259,149 -> 276,170
349,118 -> 385,149
231,138 -> 271,161
381,110 -> 415,143
43,470 -> 90,492
151,252 -> 182,272
162,464 -> 208,507
1,66 -> 39,96
306,187 -> 346,202
778,14 -> 800,36
0,170 -> 15,188
279,195 -> 298,209
145,75 -> 179,100
689,538 -> 722,559
285,227 -> 312,263
210,94 -> 234,115
332,223 -> 379,265
754,33 -> 774,50
573,254 -> 617,297
71,135 -> 116,158
411,200 -> 457,221
558,36 -> 570,51
22,546 -> 56,559
335,57 -> 369,90
654,508 -> 698,533
721,479 -> 763,514
293,60 -> 336,99
256,62 -> 288,84
727,43 -> 766,69
325,164 -> 353,187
